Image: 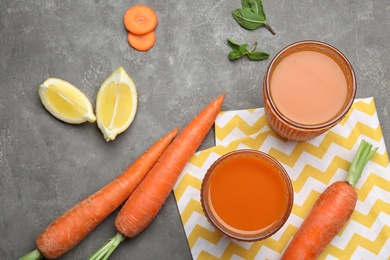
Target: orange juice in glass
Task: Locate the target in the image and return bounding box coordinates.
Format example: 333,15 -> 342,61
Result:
263,40 -> 356,141
200,150 -> 293,242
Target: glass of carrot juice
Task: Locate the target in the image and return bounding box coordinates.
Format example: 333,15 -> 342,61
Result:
263,40 -> 356,141
200,149 -> 293,242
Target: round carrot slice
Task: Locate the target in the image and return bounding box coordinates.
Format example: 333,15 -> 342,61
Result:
127,31 -> 156,52
124,5 -> 158,35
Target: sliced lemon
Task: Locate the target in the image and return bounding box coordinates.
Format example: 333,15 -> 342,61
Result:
38,78 -> 96,124
96,66 -> 138,141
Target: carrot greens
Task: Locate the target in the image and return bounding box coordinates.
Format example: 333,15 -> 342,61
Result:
88,233 -> 125,260
19,249 -> 42,260
346,139 -> 378,187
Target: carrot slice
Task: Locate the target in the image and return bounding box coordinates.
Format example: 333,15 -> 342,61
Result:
127,31 -> 156,52
124,5 -> 158,35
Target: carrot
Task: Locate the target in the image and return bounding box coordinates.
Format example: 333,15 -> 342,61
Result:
124,5 -> 158,35
88,94 -> 225,260
128,31 -> 156,52
19,127 -> 179,260
282,140 -> 378,260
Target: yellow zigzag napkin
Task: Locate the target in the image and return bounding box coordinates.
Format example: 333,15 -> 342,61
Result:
173,97 -> 390,259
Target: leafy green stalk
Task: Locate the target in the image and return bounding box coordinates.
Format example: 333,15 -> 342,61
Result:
18,249 -> 43,260
346,140 -> 378,187
227,38 -> 269,61
88,233 -> 125,260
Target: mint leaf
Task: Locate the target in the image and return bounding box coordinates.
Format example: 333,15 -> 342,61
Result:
241,0 -> 253,11
254,0 -> 265,17
228,38 -> 269,61
247,51 -> 269,61
232,0 -> 275,35
242,0 -> 263,16
232,8 -> 265,30
227,39 -> 250,60
249,0 -> 261,14
227,38 -> 241,50
228,49 -> 245,60
239,44 -> 250,54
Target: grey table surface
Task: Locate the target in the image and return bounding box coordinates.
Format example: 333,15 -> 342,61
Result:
1,0 -> 389,259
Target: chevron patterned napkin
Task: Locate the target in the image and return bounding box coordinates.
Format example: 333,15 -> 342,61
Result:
173,97 -> 390,259
174,98 -> 390,259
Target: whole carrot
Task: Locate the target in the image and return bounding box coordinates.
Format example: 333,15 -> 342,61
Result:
19,127 -> 178,260
88,94 -> 225,260
282,140 -> 378,260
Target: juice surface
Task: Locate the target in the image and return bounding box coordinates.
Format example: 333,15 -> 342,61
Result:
270,50 -> 348,125
208,155 -> 287,232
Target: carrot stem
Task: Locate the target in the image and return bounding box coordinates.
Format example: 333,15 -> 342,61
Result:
88,233 -> 125,260
346,140 -> 378,187
18,249 -> 43,260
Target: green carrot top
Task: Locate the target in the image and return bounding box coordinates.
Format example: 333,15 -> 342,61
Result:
346,139 -> 378,187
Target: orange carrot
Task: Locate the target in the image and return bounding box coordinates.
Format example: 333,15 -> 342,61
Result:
282,181 -> 356,259
282,140 -> 377,260
124,5 -> 158,35
128,31 -> 156,52
88,94 -> 225,260
19,127 -> 178,260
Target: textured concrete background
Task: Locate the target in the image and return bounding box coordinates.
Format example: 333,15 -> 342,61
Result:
1,0 -> 389,259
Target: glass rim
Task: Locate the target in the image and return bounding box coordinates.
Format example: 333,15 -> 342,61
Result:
264,40 -> 357,130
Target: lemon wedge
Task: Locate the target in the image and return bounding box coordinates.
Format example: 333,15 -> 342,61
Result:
96,66 -> 138,141
38,78 -> 96,124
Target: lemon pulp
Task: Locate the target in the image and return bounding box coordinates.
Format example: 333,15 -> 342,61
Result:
38,78 -> 96,124
96,67 -> 137,141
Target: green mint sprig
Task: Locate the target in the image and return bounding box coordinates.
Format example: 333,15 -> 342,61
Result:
228,38 -> 269,61
232,0 -> 275,35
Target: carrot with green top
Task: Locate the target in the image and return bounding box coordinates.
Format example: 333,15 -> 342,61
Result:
282,140 -> 378,260
19,127 -> 178,260
88,94 -> 225,260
